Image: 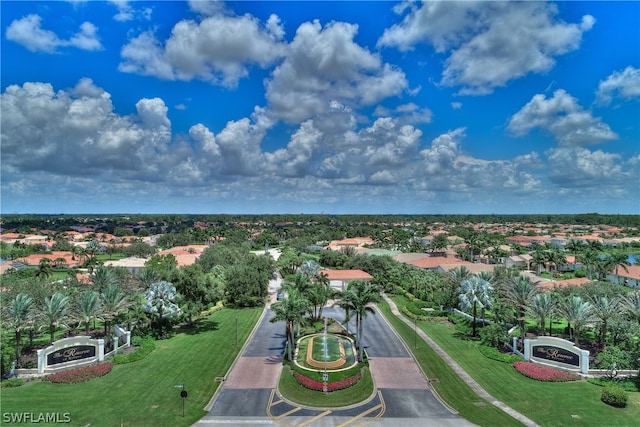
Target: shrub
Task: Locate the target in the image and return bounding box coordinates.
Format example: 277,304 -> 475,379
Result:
601,385 -> 628,408
200,301 -> 224,317
479,345 -> 523,363
479,323 -> 509,347
1,378 -> 24,388
44,363 -> 112,384
112,337 -> 155,364
589,376 -> 640,392
292,368 -> 364,392
513,361 -> 580,382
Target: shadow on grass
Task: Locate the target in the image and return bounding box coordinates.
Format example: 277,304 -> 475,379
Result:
180,317 -> 221,335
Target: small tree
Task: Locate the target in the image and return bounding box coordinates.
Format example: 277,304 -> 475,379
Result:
144,281 -> 180,336
458,275 -> 493,337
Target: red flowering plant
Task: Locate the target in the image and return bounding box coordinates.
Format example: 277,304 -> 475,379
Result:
513,361 -> 579,382
293,371 -> 362,392
44,363 -> 113,384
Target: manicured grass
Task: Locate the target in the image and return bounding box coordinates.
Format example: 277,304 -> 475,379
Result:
378,299 -> 524,427
278,365 -> 374,407
388,296 -> 640,427
419,320 -> 640,426
1,307 -> 262,426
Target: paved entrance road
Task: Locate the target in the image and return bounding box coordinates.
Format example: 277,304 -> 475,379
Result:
194,303 -> 475,427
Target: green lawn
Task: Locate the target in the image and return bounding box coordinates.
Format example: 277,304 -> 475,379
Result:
1,307 -> 262,427
387,296 -> 640,427
378,300 -> 524,427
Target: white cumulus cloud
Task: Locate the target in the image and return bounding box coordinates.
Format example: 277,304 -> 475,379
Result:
596,66 -> 640,105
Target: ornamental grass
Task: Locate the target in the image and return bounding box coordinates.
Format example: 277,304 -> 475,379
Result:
513,361 -> 579,382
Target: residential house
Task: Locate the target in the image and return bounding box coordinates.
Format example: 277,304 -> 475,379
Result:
320,269 -> 373,292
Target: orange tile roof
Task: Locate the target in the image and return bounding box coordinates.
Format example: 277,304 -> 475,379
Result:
407,256 -> 466,269
320,269 -> 373,281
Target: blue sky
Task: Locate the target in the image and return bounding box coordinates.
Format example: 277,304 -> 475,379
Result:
1,1 -> 639,215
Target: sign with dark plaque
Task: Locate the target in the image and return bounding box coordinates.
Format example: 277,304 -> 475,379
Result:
47,345 -> 96,366
532,345 -> 579,367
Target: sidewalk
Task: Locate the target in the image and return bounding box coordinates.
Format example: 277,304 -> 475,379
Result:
383,294 -> 541,427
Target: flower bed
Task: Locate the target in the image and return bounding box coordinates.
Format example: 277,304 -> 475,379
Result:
44,362 -> 113,384
513,361 -> 579,382
293,369 -> 363,392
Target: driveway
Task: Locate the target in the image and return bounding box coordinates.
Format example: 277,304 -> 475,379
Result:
195,303 -> 474,426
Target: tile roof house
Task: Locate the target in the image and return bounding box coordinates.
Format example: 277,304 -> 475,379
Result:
320,269 -> 373,291
607,264 -> 640,289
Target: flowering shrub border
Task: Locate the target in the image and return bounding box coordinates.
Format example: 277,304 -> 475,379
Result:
44,362 -> 113,384
513,361 -> 579,382
293,369 -> 363,392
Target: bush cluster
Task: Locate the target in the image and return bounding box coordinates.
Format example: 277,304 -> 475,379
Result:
200,301 -> 224,317
601,385 -> 628,408
44,363 -> 112,384
292,369 -> 363,392
479,345 -> 523,363
112,337 -> 155,365
513,361 -> 579,382
588,376 -> 640,392
1,378 -> 24,388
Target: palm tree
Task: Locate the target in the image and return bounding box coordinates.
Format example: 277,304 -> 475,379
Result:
531,249 -> 547,276
91,265 -> 117,293
560,295 -> 593,346
623,291 -> 640,324
547,248 -> 567,276
300,260 -> 321,279
136,267 -> 161,289
143,281 -> 178,335
565,239 -> 585,270
341,280 -> 381,362
529,293 -> 554,336
75,290 -> 101,334
578,250 -> 599,280
35,258 -> 53,279
589,296 -> 620,347
458,275 -> 493,337
5,293 -> 34,364
503,275 -> 538,345
270,288 -> 309,361
102,283 -> 129,336
444,266 -> 471,308
40,292 -> 70,344
605,252 -> 631,284
307,277 -> 334,321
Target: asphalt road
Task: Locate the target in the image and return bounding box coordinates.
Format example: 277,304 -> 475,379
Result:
194,303 -> 475,427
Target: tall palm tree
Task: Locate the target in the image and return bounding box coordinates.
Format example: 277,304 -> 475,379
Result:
605,252 -> 631,284
136,267 -> 161,289
531,249 -> 547,276
300,260 -> 321,279
560,295 -> 593,346
565,239 -> 585,270
458,275 -> 493,337
578,250 -> 599,280
270,288 -> 309,361
75,290 -> 101,334
623,291 -> 640,324
91,265 -> 117,293
529,293 -> 554,336
40,292 -> 70,344
102,283 -> 129,336
307,277 -> 334,321
5,293 -> 34,364
503,275 -> 538,344
445,266 -> 471,308
341,280 -> 381,362
589,296 -> 620,347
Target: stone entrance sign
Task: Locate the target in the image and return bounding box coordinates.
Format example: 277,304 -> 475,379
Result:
38,336 -> 104,374
524,336 -> 589,374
